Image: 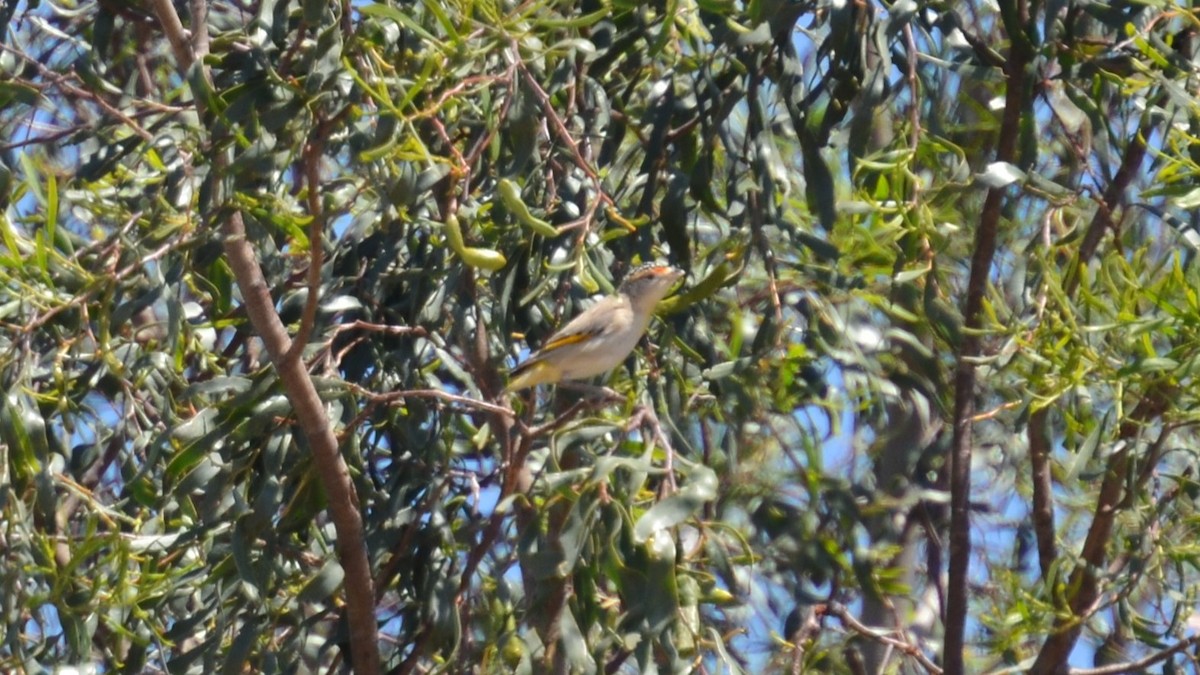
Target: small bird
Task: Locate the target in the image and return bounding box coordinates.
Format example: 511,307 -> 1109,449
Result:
504,262 -> 685,392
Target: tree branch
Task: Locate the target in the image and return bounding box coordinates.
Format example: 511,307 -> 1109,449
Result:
1028,408 -> 1056,579
825,602 -> 943,675
227,212 -> 381,673
1028,113 -> 1158,675
145,2 -> 380,672
1030,394 -> 1171,674
361,386 -> 514,417
284,119 -> 329,365
944,3 -> 1031,671
1066,634 -> 1200,675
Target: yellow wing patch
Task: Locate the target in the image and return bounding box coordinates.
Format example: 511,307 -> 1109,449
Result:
540,330 -> 594,352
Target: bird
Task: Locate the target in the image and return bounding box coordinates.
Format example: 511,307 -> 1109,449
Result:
504,262 -> 685,393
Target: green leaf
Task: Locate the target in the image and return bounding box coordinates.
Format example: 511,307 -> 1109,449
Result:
634,460 -> 718,544
1065,409 -> 1108,482
0,391 -> 48,484
298,562 -> 345,604
358,3 -> 446,51
45,170 -> 56,248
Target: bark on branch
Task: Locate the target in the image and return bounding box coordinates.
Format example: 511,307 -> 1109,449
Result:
943,3 -> 1031,671
145,2 -> 380,671
1027,117 -> 1154,675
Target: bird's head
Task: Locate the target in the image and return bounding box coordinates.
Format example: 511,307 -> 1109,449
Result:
618,262 -> 685,311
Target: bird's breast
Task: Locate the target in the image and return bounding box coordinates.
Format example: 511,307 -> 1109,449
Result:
557,311 -> 649,379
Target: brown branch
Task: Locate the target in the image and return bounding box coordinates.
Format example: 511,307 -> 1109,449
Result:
0,101 -> 189,152
1070,127 -> 1149,294
520,397 -> 583,432
1028,408 -> 1056,579
150,0 -> 195,71
332,319 -> 427,338
360,386 -> 514,417
1028,113 -> 1158,675
187,0 -> 209,65
1030,393 -> 1171,674
229,210 -> 381,673
18,218 -> 194,334
903,23 -> 922,153
0,123 -> 80,152
1036,391 -> 1166,662
452,389 -> 610,670
1065,635 -> 1200,675
511,45 -> 615,210
0,44 -> 156,142
943,4 -> 1031,672
285,120 -> 329,365
145,1 -> 380,672
460,67 -> 516,195
626,404 -> 678,492
825,602 -> 943,675
1134,421 -> 1191,490
456,411 -> 531,600
328,323 -> 424,370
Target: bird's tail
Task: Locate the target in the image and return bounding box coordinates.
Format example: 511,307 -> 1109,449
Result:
503,359 -> 562,393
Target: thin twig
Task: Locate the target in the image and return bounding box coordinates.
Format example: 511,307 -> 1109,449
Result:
328,322 -> 428,372
825,602 -> 943,675
903,23 -> 922,153
19,225 -> 195,334
626,404 -> 677,492
0,44 -> 155,141
357,384 -> 514,417
1030,101 -> 1161,675
1005,635 -> 1200,675
285,119 -> 330,365
510,45 -> 615,225
332,320 -> 428,337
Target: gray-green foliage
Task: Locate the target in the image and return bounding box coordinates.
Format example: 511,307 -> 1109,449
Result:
2,0 -> 1200,672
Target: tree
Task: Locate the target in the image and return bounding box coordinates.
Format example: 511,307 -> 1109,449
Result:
2,0 -> 1200,673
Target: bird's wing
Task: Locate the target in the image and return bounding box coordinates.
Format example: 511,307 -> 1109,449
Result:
509,316 -> 597,377
530,297 -> 619,356
538,323 -> 604,353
